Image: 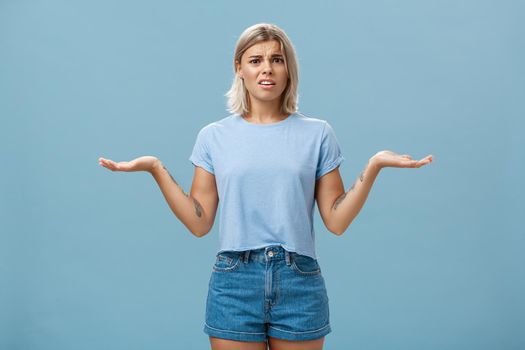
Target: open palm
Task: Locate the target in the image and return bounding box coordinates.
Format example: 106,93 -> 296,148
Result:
98,156 -> 160,173
372,150 -> 433,169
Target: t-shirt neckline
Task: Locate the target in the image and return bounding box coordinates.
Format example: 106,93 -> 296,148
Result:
236,112 -> 296,128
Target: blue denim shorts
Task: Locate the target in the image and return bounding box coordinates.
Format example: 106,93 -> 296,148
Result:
203,245 -> 331,342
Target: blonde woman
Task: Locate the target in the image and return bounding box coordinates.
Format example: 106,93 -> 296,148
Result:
99,23 -> 433,350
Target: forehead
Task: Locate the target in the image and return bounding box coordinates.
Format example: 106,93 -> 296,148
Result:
244,40 -> 282,56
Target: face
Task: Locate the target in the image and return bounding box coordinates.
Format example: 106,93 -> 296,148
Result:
236,40 -> 289,107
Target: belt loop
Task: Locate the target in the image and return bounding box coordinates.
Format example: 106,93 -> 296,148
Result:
243,250 -> 250,263
285,250 -> 291,266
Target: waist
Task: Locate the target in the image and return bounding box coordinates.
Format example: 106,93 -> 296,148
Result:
219,244 -> 294,264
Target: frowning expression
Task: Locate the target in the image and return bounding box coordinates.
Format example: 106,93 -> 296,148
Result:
236,40 -> 289,106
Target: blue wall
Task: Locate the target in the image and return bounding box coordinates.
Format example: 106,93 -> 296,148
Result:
1,0 -> 523,349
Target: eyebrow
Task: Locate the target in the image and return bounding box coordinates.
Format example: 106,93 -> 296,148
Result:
247,54 -> 284,58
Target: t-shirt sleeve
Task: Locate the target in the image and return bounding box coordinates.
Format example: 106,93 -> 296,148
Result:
189,127 -> 215,175
316,121 -> 345,180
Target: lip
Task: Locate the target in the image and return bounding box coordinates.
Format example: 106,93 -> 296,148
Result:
259,84 -> 276,89
258,79 -> 276,89
258,79 -> 276,85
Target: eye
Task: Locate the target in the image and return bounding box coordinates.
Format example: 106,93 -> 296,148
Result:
249,59 -> 260,64
273,57 -> 284,63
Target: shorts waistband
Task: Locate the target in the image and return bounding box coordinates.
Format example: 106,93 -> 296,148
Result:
239,245 -> 293,265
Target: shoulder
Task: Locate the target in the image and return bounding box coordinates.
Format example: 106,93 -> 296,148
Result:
196,113 -> 237,135
294,112 -> 332,134
295,111 -> 329,125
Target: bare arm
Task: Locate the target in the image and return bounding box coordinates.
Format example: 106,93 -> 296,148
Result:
99,156 -> 218,237
315,151 -> 433,235
315,160 -> 379,235
150,160 -> 217,237
330,159 -> 380,235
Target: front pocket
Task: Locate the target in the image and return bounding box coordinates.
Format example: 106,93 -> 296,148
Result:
291,253 -> 321,276
212,252 -> 241,272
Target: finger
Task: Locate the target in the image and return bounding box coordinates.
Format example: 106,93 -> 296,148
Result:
104,159 -> 117,170
416,159 -> 431,167
400,160 -> 418,168
411,159 -> 423,167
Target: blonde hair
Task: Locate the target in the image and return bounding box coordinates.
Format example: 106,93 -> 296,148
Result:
225,23 -> 299,116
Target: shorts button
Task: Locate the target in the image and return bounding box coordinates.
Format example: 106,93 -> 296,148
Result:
268,251 -> 274,257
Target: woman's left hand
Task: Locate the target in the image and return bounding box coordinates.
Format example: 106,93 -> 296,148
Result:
370,150 -> 433,170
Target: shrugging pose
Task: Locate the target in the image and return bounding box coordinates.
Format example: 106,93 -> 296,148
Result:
99,23 -> 433,350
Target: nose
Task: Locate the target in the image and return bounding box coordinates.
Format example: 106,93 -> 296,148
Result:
261,59 -> 273,75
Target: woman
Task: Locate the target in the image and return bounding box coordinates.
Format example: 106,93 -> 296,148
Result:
99,23 -> 432,350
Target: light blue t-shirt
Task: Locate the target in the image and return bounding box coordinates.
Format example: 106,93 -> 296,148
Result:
188,112 -> 344,259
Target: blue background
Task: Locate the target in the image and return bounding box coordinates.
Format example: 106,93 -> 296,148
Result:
1,0 -> 523,349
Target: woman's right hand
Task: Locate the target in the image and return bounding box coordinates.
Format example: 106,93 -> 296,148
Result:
98,156 -> 161,173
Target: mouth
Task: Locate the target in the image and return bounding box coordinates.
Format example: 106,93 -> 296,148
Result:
258,79 -> 276,89
258,79 -> 276,85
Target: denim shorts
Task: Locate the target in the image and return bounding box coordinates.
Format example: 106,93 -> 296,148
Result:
203,245 -> 331,342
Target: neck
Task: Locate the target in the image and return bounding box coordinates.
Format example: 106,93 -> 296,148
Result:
244,97 -> 286,123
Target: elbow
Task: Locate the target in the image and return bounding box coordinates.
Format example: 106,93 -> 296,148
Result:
328,222 -> 349,236
333,228 -> 345,236
192,222 -> 213,238
328,225 -> 344,236
192,230 -> 204,238
192,227 -> 208,238
186,222 -> 204,238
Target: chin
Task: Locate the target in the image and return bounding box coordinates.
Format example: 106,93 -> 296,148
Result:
253,91 -> 285,101
258,94 -> 281,101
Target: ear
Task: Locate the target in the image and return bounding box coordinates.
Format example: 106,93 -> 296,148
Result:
235,59 -> 243,78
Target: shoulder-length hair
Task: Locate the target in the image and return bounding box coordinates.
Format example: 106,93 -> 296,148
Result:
225,23 -> 299,116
